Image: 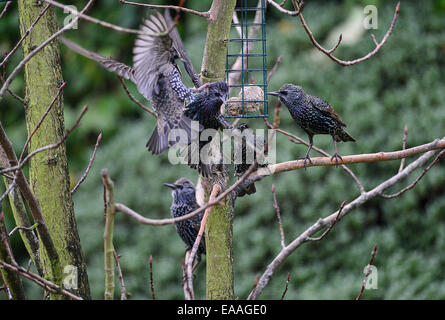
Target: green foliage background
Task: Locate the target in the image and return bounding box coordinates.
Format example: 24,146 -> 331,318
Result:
1,0 -> 444,299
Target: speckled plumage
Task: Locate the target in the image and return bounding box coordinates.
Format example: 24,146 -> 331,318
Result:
234,123 -> 268,196
60,11 -> 198,155
182,81 -> 229,177
164,178 -> 205,262
268,84 -> 355,166
133,12 -> 197,155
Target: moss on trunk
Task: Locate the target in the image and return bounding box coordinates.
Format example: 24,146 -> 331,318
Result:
17,0 -> 90,299
200,0 -> 237,300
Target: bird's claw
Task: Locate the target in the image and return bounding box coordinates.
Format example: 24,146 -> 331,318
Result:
298,156 -> 312,169
331,153 -> 342,167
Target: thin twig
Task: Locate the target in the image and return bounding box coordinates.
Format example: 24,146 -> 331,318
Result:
0,106 -> 89,175
0,0 -> 95,101
102,169 -> 116,300
264,118 -> 365,194
18,82 -> 67,163
119,0 -> 211,20
113,251 -> 127,300
182,251 -> 194,300
356,244 -> 378,300
44,0 -> 141,34
8,223 -> 39,238
280,273 -> 290,300
114,161 -> 258,226
247,148 -> 439,300
268,0 -> 302,16
272,184 -> 285,248
381,149 -> 445,199
118,77 -> 157,118
306,201 -> 346,241
71,133 -> 102,195
0,260 -> 82,300
0,4 -> 51,70
149,255 -> 156,300
0,1 -> 12,21
291,0 -> 400,66
186,184 -> 221,300
267,55 -> 283,83
398,125 -> 408,173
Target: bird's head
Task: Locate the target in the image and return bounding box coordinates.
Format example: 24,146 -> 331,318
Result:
164,178 -> 196,202
267,84 -> 304,105
205,81 -> 229,104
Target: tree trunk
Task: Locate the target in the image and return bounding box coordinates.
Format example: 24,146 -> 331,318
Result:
17,0 -> 90,299
200,0 -> 237,300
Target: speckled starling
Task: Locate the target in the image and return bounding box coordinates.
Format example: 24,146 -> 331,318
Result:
164,178 -> 205,264
267,84 -> 355,166
182,81 -> 230,177
60,11 -> 199,155
234,123 -> 268,196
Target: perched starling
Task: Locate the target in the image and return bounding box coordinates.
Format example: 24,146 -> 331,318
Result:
182,81 -> 230,177
164,178 -> 205,264
233,123 -> 268,196
268,84 -> 355,166
60,11 -> 199,155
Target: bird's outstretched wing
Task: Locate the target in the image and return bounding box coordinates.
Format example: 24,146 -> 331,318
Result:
60,36 -> 136,82
311,96 -> 346,127
163,9 -> 202,88
133,11 -> 178,101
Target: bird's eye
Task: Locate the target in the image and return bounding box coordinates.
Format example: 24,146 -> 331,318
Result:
280,91 -> 287,96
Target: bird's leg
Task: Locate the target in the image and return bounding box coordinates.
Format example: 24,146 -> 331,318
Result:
192,256 -> 201,273
331,137 -> 343,167
302,134 -> 314,169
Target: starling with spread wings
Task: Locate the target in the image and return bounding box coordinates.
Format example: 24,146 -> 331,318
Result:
61,11 -> 200,155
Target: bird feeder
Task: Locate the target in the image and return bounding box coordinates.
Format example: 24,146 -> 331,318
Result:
225,0 -> 268,118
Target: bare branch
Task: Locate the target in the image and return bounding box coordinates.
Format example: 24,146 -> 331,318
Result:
186,184 -> 221,299
306,200 -> 345,241
247,148 -> 440,300
113,251 -> 127,300
119,0 -> 211,20
356,244 -> 378,300
291,0 -> 400,66
381,149 -> 445,199
268,0 -> 302,16
0,260 -> 82,300
398,125 -> 408,173
264,117 -> 365,194
251,137 -> 445,178
0,1 -> 12,20
102,169 -> 116,300
0,123 -> 62,287
0,0 -> 95,101
0,4 -> 51,70
18,82 -> 67,163
44,0 -> 141,34
149,255 -> 156,300
8,223 -> 39,238
118,77 -> 157,118
280,273 -> 290,300
114,161 -> 258,226
71,133 -> 102,195
272,184 -> 285,248
267,55 -> 283,83
0,106 -> 89,176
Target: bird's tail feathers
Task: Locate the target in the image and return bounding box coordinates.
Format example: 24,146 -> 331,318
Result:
337,129 -> 356,142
